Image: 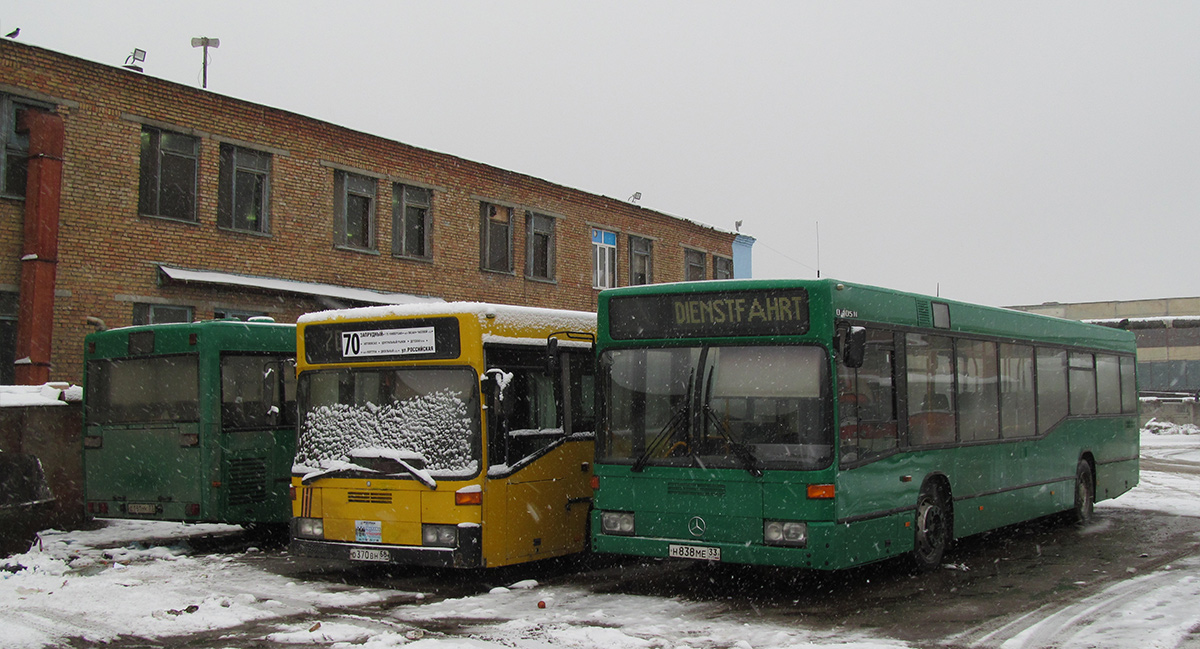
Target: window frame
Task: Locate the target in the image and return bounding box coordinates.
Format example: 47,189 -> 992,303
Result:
1,95 -> 52,199
684,249 -> 706,281
218,143 -> 271,234
138,126 -> 200,222
592,228 -> 617,289
629,235 -> 653,286
525,211 -> 557,281
713,255 -> 733,280
479,202 -> 514,273
132,303 -> 194,325
392,183 -> 434,260
334,170 -> 377,251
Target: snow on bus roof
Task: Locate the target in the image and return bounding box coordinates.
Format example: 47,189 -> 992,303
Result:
298,301 -> 595,331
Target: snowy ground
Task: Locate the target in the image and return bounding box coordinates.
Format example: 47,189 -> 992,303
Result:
2,428 -> 1199,649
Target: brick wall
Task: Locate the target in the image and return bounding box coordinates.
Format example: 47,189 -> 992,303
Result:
0,41 -> 738,383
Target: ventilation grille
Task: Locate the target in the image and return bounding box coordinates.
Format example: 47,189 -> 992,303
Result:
916,301 -> 932,328
348,491 -> 393,504
227,457 -> 267,506
667,482 -> 726,497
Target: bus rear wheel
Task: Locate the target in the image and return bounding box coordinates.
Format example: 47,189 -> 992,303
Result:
1073,460 -> 1094,524
912,483 -> 950,571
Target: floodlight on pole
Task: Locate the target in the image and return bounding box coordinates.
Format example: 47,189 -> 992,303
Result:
190,37 -> 220,88
123,48 -> 146,72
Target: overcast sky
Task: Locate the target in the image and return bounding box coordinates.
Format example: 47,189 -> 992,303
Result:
5,2 -> 1199,307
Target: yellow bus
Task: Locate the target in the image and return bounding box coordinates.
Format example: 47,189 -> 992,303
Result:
290,302 -> 596,568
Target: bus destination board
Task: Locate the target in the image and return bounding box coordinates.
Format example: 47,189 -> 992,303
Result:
608,289 -> 809,339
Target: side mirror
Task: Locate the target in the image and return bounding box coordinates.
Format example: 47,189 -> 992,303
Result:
842,326 -> 867,369
545,337 -> 560,377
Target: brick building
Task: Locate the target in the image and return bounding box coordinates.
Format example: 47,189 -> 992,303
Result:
0,40 -> 746,384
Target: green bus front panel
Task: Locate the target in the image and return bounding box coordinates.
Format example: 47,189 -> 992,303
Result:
591,465 -> 916,570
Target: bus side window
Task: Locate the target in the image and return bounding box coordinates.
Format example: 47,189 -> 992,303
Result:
906,333 -> 956,446
839,330 -> 898,465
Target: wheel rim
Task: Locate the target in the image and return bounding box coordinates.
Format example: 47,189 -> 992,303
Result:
915,498 -> 945,561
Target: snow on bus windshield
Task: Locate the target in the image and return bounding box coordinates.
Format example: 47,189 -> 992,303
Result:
294,368 -> 481,476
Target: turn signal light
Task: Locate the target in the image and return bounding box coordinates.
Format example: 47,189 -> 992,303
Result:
455,490 -> 482,506
807,484 -> 835,499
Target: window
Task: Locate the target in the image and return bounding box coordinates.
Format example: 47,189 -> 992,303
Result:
713,256 -> 733,280
1,95 -> 51,198
1068,351 -> 1097,415
629,236 -> 653,285
1096,354 -> 1122,415
139,126 -> 199,221
334,170 -> 376,250
480,203 -> 513,273
132,303 -> 193,325
1036,348 -> 1069,433
218,144 -> 271,233
393,184 -> 433,259
525,212 -> 556,280
213,309 -> 267,321
839,329 -> 898,465
0,291 -> 18,385
956,339 -> 999,442
685,249 -> 706,281
999,343 -> 1036,438
592,229 -> 617,289
1120,356 -> 1137,414
906,333 -> 956,445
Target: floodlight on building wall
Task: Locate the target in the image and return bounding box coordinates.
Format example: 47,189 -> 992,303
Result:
629,192 -> 642,203
191,37 -> 220,88
123,48 -> 146,72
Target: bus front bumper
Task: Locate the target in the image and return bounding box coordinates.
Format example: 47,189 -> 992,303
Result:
291,526 -> 482,569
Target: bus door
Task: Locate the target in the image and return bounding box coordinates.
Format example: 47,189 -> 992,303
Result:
217,354 -> 297,522
484,345 -> 595,564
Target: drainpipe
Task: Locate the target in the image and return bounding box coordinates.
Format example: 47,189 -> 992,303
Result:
14,109 -> 65,385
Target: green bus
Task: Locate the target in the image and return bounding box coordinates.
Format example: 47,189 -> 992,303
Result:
591,279 -> 1138,570
83,319 -> 297,527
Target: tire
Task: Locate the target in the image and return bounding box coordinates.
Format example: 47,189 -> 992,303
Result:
912,482 -> 951,571
1072,460 -> 1095,524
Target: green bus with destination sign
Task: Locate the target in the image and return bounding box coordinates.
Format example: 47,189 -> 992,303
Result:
591,279 -> 1139,570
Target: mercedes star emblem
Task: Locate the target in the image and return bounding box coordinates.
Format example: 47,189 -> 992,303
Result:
688,516 -> 706,537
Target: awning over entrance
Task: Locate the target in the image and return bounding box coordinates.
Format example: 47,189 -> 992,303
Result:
157,265 -> 444,307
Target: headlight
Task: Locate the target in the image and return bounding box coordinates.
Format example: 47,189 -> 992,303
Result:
764,520 -> 807,547
600,511 -> 635,536
295,517 -> 324,539
422,524 -> 458,548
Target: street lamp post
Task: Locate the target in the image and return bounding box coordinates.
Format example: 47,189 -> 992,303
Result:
190,37 -> 220,88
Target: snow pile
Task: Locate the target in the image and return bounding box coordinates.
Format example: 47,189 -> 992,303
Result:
295,389 -> 477,475
0,383 -> 80,407
0,523 -> 414,649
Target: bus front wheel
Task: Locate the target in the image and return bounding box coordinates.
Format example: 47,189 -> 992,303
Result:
912,482 -> 950,571
1073,460 -> 1094,524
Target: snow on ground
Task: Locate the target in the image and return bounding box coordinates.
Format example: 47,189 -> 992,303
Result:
1,430 -> 1199,649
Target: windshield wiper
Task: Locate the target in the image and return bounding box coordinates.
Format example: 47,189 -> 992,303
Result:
632,401 -> 691,472
702,405 -> 763,477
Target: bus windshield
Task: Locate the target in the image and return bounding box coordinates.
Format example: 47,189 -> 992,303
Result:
294,367 -> 482,479
86,354 -> 200,425
599,345 -> 832,471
